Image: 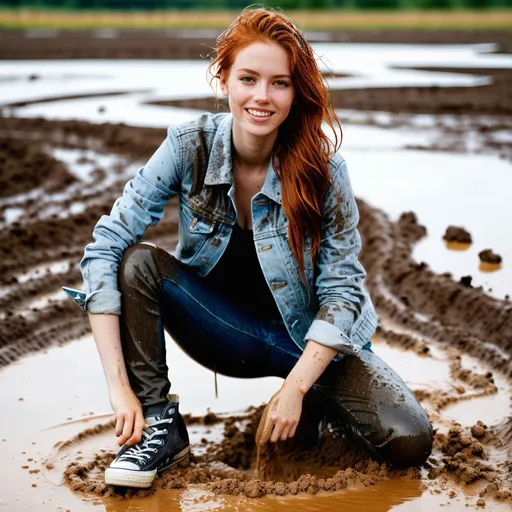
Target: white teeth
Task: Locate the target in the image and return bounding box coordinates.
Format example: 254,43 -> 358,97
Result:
247,109 -> 272,117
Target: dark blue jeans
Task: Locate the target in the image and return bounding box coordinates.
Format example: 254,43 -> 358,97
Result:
118,243 -> 433,467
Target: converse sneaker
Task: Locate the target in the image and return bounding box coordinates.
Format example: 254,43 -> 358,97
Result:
104,394 -> 190,488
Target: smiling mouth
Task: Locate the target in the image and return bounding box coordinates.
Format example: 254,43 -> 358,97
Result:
246,108 -> 274,118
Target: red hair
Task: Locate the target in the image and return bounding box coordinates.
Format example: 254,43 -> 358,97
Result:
208,6 -> 342,285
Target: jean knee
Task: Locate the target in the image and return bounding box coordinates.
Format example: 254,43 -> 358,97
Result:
376,418 -> 433,468
119,243 -> 163,290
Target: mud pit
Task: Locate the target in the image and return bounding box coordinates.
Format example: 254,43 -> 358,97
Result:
1,29 -> 512,512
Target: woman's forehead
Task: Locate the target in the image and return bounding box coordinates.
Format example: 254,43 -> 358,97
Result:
232,41 -> 291,74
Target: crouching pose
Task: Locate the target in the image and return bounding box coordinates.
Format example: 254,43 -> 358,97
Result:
64,7 -> 433,489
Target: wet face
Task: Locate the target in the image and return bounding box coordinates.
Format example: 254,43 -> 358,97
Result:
219,41 -> 295,141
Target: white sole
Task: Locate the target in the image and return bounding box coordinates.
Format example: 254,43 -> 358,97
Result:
104,446 -> 190,488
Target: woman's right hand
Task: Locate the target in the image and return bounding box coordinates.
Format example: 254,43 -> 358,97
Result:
108,384 -> 145,447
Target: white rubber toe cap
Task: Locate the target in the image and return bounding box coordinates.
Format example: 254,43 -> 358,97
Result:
104,466 -> 157,488
108,460 -> 140,470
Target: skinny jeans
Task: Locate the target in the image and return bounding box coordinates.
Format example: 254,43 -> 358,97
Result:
118,243 -> 433,468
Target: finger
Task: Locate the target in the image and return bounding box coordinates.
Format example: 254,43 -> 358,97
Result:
127,411 -> 145,446
270,420 -> 286,443
256,392 -> 280,446
289,422 -> 299,439
280,423 -> 292,442
256,405 -> 273,445
115,415 -> 124,438
119,411 -> 134,446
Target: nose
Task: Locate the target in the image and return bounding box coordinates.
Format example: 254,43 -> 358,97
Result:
254,82 -> 270,104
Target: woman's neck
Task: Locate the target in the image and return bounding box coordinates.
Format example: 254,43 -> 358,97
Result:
232,119 -> 277,171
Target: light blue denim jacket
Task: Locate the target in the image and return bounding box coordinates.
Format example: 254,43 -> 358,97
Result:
64,113 -> 377,358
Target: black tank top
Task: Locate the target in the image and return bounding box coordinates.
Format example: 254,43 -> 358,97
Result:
203,223 -> 281,320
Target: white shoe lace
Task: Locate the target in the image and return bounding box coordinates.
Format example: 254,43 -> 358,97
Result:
117,416 -> 173,464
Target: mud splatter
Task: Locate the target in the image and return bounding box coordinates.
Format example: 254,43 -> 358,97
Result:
443,226 -> 472,244
479,249 -> 502,264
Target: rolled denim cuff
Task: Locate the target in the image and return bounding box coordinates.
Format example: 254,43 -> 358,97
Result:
304,319 -> 362,359
62,287 -> 121,315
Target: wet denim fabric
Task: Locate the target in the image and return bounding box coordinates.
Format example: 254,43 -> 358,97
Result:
64,112 -> 378,359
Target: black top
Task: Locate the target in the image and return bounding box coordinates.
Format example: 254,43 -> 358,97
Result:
203,223 -> 281,320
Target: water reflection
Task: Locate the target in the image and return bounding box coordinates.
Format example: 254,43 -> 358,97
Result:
479,262 -> 502,273
445,241 -> 471,252
100,479 -> 425,512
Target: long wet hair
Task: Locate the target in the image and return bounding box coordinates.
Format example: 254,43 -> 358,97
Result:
208,6 -> 342,283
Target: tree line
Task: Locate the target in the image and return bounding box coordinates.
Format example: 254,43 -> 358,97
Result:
0,0 -> 510,9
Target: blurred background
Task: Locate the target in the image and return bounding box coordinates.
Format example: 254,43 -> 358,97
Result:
0,0 -> 511,12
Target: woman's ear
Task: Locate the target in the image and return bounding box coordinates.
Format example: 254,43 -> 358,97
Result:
219,70 -> 229,97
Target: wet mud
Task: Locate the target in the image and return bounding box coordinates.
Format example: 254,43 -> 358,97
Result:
479,249 -> 502,264
1,30 -> 512,510
1,28 -> 512,61
0,136 -> 76,198
443,226 -> 472,244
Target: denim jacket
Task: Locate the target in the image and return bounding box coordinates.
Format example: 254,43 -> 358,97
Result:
64,113 -> 377,358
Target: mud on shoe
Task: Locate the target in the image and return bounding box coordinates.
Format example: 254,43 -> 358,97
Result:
104,394 -> 190,488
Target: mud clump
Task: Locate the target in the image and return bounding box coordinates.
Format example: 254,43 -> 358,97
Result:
443,226 -> 472,244
427,423 -> 499,486
459,275 -> 473,287
479,249 -> 502,264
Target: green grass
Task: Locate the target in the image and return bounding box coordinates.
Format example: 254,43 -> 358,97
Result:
1,9 -> 512,30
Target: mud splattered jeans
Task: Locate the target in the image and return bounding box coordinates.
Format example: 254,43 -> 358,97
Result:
119,243 -> 433,468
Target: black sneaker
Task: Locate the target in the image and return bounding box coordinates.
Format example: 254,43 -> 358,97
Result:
104,394 -> 190,488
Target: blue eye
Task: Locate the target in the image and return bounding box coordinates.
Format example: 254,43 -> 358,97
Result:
240,76 -> 255,83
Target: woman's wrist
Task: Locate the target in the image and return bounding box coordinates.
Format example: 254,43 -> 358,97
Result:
108,378 -> 131,391
283,375 -> 307,396
284,340 -> 338,396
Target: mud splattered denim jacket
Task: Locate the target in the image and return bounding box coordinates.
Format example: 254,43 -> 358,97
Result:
64,113 -> 377,358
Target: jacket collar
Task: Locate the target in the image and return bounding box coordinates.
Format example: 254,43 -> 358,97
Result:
203,114 -> 282,204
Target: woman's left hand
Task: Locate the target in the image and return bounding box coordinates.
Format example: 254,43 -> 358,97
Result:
256,382 -> 304,445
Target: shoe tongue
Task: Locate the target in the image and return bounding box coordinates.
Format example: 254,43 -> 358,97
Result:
144,414 -> 160,434
143,401 -> 178,433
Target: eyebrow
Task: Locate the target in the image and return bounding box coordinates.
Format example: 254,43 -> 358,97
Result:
237,68 -> 291,79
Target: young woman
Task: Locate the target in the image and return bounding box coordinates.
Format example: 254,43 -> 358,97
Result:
64,7 -> 433,489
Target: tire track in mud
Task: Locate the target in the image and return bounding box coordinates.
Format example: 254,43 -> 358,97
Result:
1,115 -> 511,506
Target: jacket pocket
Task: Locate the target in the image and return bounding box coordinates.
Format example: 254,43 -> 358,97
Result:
178,201 -> 216,265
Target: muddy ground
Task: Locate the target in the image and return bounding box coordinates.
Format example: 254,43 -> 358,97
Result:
0,29 -> 511,509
